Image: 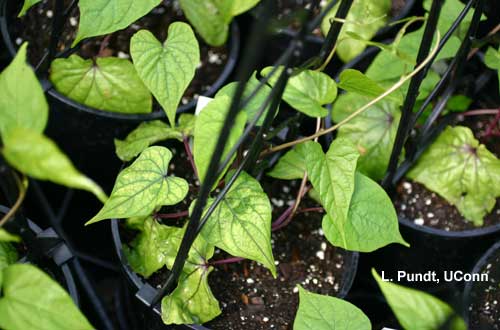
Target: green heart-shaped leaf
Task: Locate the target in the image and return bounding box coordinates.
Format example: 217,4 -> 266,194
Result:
50,55 -> 152,114
2,127 -> 107,203
303,139 -> 359,248
262,67 -> 337,118
0,43 -> 48,137
0,264 -> 93,330
87,146 -> 189,224
323,172 -> 408,252
294,286 -> 371,330
74,0 -> 162,45
202,171 -> 276,276
131,22 -> 200,126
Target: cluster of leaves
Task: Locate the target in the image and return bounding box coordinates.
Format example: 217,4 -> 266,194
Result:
20,0 -> 260,116
88,56 -> 410,324
0,44 -> 106,202
321,0 -> 500,225
0,42 -> 105,330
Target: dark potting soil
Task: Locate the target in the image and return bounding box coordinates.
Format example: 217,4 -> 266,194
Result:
394,179 -> 500,231
11,0 -> 228,106
120,147 -> 352,330
394,116 -> 500,232
468,253 -> 500,330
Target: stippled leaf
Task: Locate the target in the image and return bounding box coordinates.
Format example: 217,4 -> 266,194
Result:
0,43 -> 48,137
321,0 -> 391,62
50,55 -> 151,114
294,286 -> 371,330
267,144 -> 307,180
159,226 -> 221,325
193,96 -> 247,186
19,0 -> 42,16
74,0 -> 162,45
114,121 -> 182,162
332,93 -> 401,180
323,172 -> 408,252
87,146 -> 188,224
408,126 -> 500,225
201,171 -> 276,276
2,127 -> 107,203
124,217 -> 180,278
160,229 -> 218,324
373,269 -> 466,330
0,230 -> 21,243
303,140 -> 359,248
216,73 -> 275,126
262,67 -> 337,118
0,264 -> 93,330
131,22 -> 199,126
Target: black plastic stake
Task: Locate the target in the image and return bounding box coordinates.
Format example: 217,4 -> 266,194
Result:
382,0 -> 444,189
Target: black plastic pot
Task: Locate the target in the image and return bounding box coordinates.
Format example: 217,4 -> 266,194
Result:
0,205 -> 80,305
0,0 -> 240,187
463,240 -> 500,329
111,219 -> 359,329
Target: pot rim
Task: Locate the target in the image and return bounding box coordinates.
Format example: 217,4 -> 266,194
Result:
398,215 -> 500,239
110,218 -> 359,329
0,205 -> 80,305
462,240 -> 500,325
0,0 -> 240,122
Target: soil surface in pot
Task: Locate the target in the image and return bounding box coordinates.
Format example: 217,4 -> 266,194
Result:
468,251 -> 500,329
10,0 -> 229,108
120,147 -> 354,330
394,117 -> 500,232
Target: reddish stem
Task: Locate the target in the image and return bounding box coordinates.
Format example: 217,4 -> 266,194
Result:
154,210 -> 189,219
271,204 -> 295,231
210,257 -> 245,265
297,207 -> 324,214
183,135 -> 198,180
484,109 -> 500,138
97,34 -> 112,57
461,109 -> 500,117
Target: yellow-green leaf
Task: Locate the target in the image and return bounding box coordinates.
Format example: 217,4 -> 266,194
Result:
2,127 -> 106,203
131,22 -> 200,126
50,55 -> 152,114
74,0 -> 162,45
87,146 -> 188,224
0,43 -> 48,137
